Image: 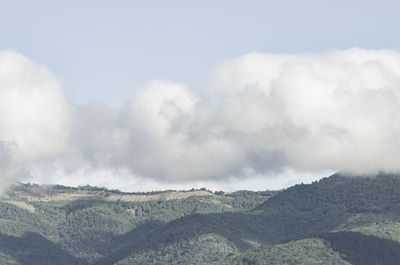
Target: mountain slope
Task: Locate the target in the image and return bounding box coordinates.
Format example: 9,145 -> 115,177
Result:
2,173 -> 400,264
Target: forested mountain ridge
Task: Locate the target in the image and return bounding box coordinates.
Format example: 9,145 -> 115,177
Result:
1,174 -> 400,264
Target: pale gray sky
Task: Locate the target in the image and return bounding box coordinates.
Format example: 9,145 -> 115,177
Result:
1,0 -> 399,106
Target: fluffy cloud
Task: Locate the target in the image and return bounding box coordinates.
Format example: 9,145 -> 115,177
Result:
2,48 -> 400,191
0,50 -> 71,192
0,50 -> 71,162
210,49 -> 400,174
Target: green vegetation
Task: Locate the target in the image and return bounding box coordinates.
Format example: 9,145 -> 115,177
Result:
2,173 -> 400,264
213,238 -> 351,265
321,232 -> 400,265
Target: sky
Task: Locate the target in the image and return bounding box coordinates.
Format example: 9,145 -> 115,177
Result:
1,0 -> 400,192
2,0 -> 400,106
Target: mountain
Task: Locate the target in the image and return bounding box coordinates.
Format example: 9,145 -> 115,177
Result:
1,173 -> 400,264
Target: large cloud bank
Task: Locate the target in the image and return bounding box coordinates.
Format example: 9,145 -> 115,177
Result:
1,48 -> 400,191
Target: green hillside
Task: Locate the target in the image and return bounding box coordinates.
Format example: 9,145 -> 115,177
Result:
2,173 -> 400,264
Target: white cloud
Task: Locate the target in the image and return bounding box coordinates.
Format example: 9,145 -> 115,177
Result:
2,48 -> 400,191
0,50 -> 71,162
208,48 -> 400,175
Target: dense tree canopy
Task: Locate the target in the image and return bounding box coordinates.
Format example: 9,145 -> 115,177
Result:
2,174 -> 400,264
